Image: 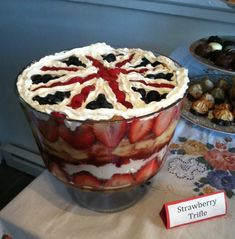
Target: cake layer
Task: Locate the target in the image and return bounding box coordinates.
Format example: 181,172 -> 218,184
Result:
65,145 -> 167,180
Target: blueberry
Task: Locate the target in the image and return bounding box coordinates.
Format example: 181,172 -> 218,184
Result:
151,60 -> 161,67
31,74 -> 42,84
160,93 -> 168,99
32,91 -> 70,105
131,87 -> 138,91
54,91 -> 70,101
145,73 -> 173,81
166,73 -> 173,81
141,57 -> 151,66
86,101 -> 100,110
65,56 -> 86,67
97,94 -> 113,108
145,74 -> 156,79
31,74 -> 58,84
97,94 -> 106,104
131,87 -> 146,99
145,73 -> 164,79
137,89 -> 146,98
87,94 -> 113,109
134,57 -> 151,68
101,101 -> 113,108
103,53 -> 116,62
42,74 -> 53,82
145,90 -> 161,103
137,89 -> 146,99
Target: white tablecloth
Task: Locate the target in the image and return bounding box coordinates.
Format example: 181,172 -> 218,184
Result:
1,45 -> 235,239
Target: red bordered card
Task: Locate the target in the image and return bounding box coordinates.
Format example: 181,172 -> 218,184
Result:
160,191 -> 227,229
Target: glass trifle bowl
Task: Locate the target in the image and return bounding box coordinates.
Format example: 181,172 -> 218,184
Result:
16,43 -> 189,212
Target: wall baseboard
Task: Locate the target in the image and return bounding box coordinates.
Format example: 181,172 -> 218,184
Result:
1,144 -> 45,177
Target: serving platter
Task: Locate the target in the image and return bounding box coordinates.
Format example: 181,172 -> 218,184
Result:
189,36 -> 235,75
181,75 -> 235,135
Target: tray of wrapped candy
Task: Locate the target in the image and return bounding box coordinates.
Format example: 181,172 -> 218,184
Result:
189,35 -> 235,75
182,74 -> 235,134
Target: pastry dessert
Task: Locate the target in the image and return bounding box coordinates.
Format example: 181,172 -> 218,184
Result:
211,87 -> 226,104
188,76 -> 235,127
201,93 -> 215,109
188,83 -> 203,101
17,43 -> 189,190
200,77 -> 214,92
212,106 -> 234,126
190,99 -> 210,116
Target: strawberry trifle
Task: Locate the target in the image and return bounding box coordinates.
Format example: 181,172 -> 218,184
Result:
17,43 -> 188,193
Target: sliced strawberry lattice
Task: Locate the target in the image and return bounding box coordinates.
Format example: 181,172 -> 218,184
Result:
152,106 -> 177,137
93,121 -> 127,148
134,159 -> 159,184
59,124 -> 95,150
128,118 -> 154,143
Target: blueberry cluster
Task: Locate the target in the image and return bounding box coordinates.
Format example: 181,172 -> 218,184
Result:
102,53 -> 116,63
63,56 -> 86,67
33,91 -> 71,105
86,94 -> 113,109
145,73 -> 173,81
134,57 -> 161,68
132,87 -> 167,104
31,74 -> 58,84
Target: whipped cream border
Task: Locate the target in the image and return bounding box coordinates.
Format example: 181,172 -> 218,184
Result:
17,43 -> 189,121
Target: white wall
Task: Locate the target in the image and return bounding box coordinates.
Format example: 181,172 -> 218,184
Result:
0,0 -> 234,152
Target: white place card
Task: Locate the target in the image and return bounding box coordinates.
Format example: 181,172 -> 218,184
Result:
160,191 -> 227,229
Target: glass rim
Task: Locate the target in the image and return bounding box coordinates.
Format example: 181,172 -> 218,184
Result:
16,92 -> 187,124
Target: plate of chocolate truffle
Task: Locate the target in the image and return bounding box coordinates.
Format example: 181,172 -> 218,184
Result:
182,74 -> 235,134
190,35 -> 235,74
224,0 -> 235,9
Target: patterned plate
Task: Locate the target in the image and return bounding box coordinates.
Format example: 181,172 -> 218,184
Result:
181,74 -> 235,135
189,36 -> 235,75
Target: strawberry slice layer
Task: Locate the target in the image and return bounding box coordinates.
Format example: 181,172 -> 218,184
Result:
49,161 -> 70,182
59,124 -> 95,150
37,119 -> 59,142
105,173 -> 134,188
152,106 -> 176,137
128,118 -> 154,143
134,159 -> 159,184
72,172 -> 101,188
93,121 -> 127,148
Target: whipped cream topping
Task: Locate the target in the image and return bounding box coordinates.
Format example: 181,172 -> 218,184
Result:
17,43 -> 189,121
65,145 -> 168,180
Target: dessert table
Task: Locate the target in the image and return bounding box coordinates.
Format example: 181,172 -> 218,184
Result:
1,43 -> 235,239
